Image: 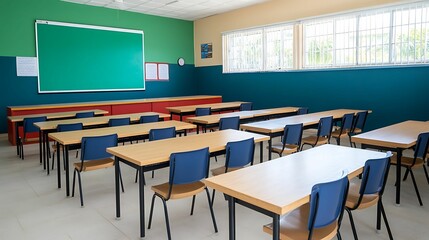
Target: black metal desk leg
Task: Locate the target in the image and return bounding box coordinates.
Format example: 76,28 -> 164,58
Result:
227,195 -> 236,240
16,122 -> 20,156
115,157 -> 121,219
44,131 -> 50,175
260,142 -> 263,163
57,143 -> 61,188
139,166 -> 146,238
273,214 -> 280,240
39,130 -> 44,167
180,113 -> 183,121
396,149 -> 402,205
65,145 -> 70,197
268,138 -> 272,160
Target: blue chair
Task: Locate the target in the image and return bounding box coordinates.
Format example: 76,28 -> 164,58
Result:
297,107 -> 309,115
211,138 -> 255,203
108,117 -> 130,127
301,116 -> 333,151
271,123 -> 303,157
148,147 -> 218,240
75,111 -> 95,118
350,111 -> 369,148
240,102 -> 253,111
51,123 -> 83,170
391,132 -> 429,206
219,116 -> 240,130
72,133 -> 124,207
263,173 -> 349,239
19,116 -> 47,159
135,127 -> 176,184
140,115 -> 159,123
345,154 -> 393,239
331,113 -> 354,146
195,107 -> 211,116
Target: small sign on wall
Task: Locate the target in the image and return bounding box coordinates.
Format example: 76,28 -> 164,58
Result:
16,57 -> 38,76
201,43 -> 212,59
145,62 -> 169,81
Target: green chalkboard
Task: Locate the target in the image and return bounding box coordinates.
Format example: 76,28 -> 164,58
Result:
36,20 -> 144,93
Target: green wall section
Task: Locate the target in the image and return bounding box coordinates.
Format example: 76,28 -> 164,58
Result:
195,65 -> 429,131
0,0 -> 194,63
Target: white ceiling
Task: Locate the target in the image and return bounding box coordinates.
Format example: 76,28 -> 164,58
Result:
63,0 -> 269,21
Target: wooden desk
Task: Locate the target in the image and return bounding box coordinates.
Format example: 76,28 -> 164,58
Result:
186,107 -> 299,133
166,101 -> 248,121
48,120 -> 196,197
34,112 -> 169,175
106,129 -> 270,238
351,120 -> 429,205
205,144 -> 386,240
241,109 -> 370,160
9,109 -> 108,162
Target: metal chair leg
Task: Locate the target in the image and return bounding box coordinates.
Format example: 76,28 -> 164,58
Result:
409,169 -> 423,206
161,198 -> 172,240
345,208 -> 358,240
148,194 -> 157,229
379,200 -> 394,240
205,188 -> 218,233
72,169 -> 77,197
77,171 -> 84,207
135,170 -> 146,185
190,195 -> 196,215
211,189 -> 216,206
403,169 -> 410,181
423,165 -> 429,184
118,165 -> 125,193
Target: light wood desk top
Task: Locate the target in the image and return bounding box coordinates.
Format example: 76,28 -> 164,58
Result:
34,112 -> 169,131
351,120 -> 429,149
8,95 -> 221,111
240,109 -> 369,134
205,144 -> 385,216
107,129 -> 270,166
7,109 -> 108,122
49,120 -> 194,145
186,107 -> 299,125
166,101 -> 247,114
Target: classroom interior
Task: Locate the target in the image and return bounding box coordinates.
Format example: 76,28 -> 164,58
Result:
1,0 -> 429,239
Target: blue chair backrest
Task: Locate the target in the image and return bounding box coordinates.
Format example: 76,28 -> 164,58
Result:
282,123 -> 303,146
23,116 -> 47,134
297,107 -> 309,115
226,138 -> 255,168
219,116 -> 240,130
414,132 -> 429,159
109,117 -> 130,127
308,173 -> 349,229
353,111 -> 368,131
140,115 -> 159,123
342,113 -> 355,131
81,134 -> 118,161
240,102 -> 253,111
317,116 -> 333,137
75,112 -> 95,118
57,123 -> 83,132
195,107 -> 211,116
169,147 -> 209,185
360,156 -> 390,195
149,127 -> 176,141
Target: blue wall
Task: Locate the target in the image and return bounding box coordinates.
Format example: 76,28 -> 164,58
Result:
0,56 -> 197,133
195,65 -> 429,130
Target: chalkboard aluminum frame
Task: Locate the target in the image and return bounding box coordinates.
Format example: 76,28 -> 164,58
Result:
35,20 -> 145,93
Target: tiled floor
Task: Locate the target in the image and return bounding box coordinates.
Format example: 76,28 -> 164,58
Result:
0,132 -> 428,240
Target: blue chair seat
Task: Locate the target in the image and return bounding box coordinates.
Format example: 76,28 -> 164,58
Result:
263,203 -> 339,240
151,181 -> 206,200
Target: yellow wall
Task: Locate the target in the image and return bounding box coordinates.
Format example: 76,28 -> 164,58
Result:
194,0 -> 405,67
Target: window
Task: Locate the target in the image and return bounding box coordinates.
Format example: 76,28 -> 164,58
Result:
222,1 -> 429,73
223,24 -> 294,73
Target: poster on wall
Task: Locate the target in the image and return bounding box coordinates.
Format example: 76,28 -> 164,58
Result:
201,43 -> 212,59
